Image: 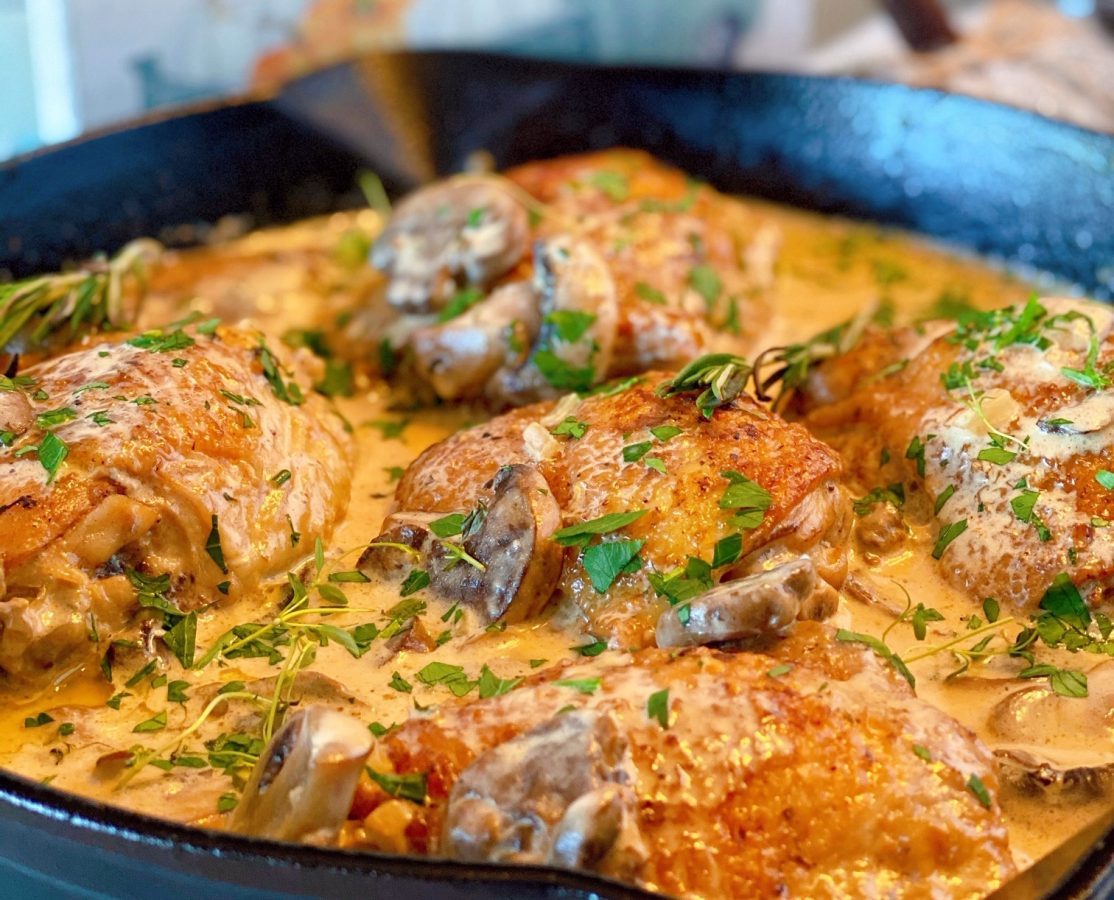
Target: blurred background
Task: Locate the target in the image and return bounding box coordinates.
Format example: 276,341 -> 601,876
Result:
0,0 -> 1111,161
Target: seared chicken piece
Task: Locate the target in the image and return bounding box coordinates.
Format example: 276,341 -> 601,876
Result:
796,297 -> 1114,613
368,149 -> 776,405
363,371 -> 849,648
0,324 -> 352,686
343,627 -> 1016,897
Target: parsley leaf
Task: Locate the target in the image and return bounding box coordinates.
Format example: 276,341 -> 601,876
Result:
546,310 -> 597,343
554,510 -> 647,548
551,417 -> 588,439
932,519 -> 968,559
37,431 -> 68,482
205,515 -> 228,574
366,766 -> 427,804
647,688 -> 670,728
719,470 -> 771,530
582,539 -> 644,592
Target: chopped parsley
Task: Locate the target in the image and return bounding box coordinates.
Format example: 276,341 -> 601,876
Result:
622,441 -> 652,463
711,533 -> 742,568
933,485 -> 956,515
650,424 -> 682,442
647,688 -> 670,728
205,515 -> 228,574
634,282 -> 667,305
586,170 -> 629,202
34,406 -> 76,429
977,446 -> 1016,465
688,264 -> 721,309
719,470 -> 771,530
966,774 -> 992,809
546,310 -> 597,344
582,539 -> 644,593
554,510 -> 647,549
127,329 -> 195,354
366,766 -> 428,804
853,484 -> 905,517
1011,489 -> 1051,541
905,434 -> 934,478
438,287 -> 484,322
400,569 -> 430,597
932,519 -> 968,559
551,417 -> 589,439
38,431 -> 68,482
571,638 -> 608,657
555,677 -> 601,695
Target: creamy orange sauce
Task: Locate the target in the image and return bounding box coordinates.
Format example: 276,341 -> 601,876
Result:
1,201 -> 1109,886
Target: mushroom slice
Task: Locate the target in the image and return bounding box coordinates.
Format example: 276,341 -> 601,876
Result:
442,709 -> 647,879
358,514 -> 436,580
0,389 -> 32,436
428,464 -> 563,623
231,706 -> 372,843
656,557 -> 817,649
486,237 -> 618,406
370,178 -> 529,314
409,281 -> 540,400
989,661 -> 1114,799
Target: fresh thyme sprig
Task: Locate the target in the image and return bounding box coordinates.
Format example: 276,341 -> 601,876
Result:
0,239 -> 160,357
752,303 -> 879,409
656,353 -> 753,418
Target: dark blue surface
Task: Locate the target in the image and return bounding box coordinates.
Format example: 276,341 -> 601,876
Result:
0,50 -> 1111,899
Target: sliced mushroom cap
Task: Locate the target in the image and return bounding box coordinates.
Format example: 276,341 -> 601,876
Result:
428,464 -> 563,623
409,281 -> 540,400
370,178 -> 529,314
989,661 -> 1114,798
442,709 -> 646,879
656,557 -> 817,649
486,237 -> 618,406
0,389 -> 33,436
231,706 -> 372,843
357,515 -> 435,579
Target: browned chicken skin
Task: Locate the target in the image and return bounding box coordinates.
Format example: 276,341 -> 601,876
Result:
366,374 -> 849,648
341,626 -> 1016,898
0,324 -> 352,686
795,297 -> 1114,614
369,150 -> 776,406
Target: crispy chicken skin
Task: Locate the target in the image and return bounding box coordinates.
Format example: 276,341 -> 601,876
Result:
505,148 -> 776,372
344,626 -> 1016,898
796,297 -> 1114,612
377,376 -> 849,647
369,150 -> 776,405
0,324 -> 352,685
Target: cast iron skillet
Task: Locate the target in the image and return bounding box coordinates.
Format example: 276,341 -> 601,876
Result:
0,51 -> 1111,899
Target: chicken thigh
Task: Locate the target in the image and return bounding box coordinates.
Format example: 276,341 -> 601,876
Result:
340,627 -> 1015,898
794,296 -> 1114,614
362,364 -> 849,648
0,322 -> 352,686
366,150 -> 777,406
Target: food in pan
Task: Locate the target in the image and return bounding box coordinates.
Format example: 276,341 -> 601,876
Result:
1,150 -> 1111,898
361,150 -> 774,405
0,322 -> 351,690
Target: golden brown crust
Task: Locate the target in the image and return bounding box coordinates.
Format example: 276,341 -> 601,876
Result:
350,635 -> 1015,897
394,376 -> 844,645
0,325 -> 353,684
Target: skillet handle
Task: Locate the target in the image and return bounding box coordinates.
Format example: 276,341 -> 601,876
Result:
879,0 -> 959,52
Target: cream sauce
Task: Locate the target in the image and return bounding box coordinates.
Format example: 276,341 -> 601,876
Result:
1,201 -> 1109,886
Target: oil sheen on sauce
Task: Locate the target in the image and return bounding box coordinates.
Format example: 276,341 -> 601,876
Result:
0,202 -> 1108,880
